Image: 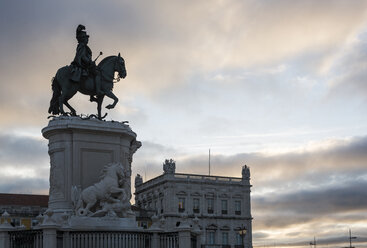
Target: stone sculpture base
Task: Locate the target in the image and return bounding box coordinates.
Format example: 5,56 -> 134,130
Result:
68,216 -> 139,231
42,116 -> 141,226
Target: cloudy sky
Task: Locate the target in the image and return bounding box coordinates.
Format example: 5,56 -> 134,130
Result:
1,0 -> 367,247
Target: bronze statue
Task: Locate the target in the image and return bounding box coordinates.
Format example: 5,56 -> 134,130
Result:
48,25 -> 127,119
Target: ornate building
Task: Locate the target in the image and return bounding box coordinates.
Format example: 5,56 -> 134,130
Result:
0,193 -> 48,229
134,159 -> 253,247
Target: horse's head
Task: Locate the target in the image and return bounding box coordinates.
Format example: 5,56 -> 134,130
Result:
101,162 -> 124,179
115,53 -> 127,79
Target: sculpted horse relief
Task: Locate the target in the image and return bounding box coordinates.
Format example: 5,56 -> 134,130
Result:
71,162 -> 133,217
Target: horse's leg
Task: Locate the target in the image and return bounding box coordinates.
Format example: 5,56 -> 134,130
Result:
84,200 -> 97,215
97,95 -> 105,119
58,92 -> 66,115
64,100 -> 76,116
60,89 -> 77,115
104,91 -> 119,109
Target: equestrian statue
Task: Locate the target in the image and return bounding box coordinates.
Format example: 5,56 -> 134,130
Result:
48,24 -> 127,119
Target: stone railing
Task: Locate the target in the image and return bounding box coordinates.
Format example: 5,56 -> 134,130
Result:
8,229 -> 43,248
67,231 -> 152,248
173,173 -> 243,183
0,228 -> 195,248
159,232 -> 179,248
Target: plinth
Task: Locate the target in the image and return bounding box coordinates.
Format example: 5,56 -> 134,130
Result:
42,116 -> 141,221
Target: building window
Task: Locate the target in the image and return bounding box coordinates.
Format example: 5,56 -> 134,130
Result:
11,218 -> 20,227
154,200 -> 157,210
208,231 -> 215,245
193,198 -> 200,213
140,221 -> 148,229
178,197 -> 185,212
236,233 -> 242,245
31,219 -> 39,227
207,198 -> 214,214
160,199 -> 164,213
235,200 -> 241,215
222,232 -> 229,245
221,200 -> 228,214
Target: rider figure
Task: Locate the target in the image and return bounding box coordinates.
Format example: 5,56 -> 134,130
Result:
70,24 -> 103,95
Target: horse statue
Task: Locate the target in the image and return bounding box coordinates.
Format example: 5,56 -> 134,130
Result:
72,162 -> 128,216
48,53 -> 126,119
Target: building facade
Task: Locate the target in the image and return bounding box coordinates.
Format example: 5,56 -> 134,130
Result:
134,159 -> 253,247
0,193 -> 48,229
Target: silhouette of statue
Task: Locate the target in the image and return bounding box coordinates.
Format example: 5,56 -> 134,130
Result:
70,25 -> 103,95
48,24 -> 127,119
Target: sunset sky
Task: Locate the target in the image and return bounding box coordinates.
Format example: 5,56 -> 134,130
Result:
0,0 -> 367,247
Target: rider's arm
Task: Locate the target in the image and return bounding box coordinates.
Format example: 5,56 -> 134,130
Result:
78,44 -> 93,67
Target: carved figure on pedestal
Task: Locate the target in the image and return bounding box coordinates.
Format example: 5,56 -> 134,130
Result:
242,165 -> 250,180
71,162 -> 131,217
48,24 -> 127,120
163,159 -> 176,174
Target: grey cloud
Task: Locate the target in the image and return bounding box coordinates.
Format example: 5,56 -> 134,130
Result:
253,178 -> 367,217
1,0 -> 367,129
134,141 -> 177,167
253,232 -> 270,239
279,236 -> 367,248
175,135 -> 367,184
132,140 -> 178,180
327,38 -> 367,100
0,133 -> 48,166
133,136 -> 367,196
0,177 -> 48,194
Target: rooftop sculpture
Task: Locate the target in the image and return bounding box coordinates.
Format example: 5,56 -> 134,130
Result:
48,24 -> 127,119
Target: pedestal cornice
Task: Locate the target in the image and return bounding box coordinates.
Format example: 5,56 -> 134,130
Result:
42,116 -> 137,140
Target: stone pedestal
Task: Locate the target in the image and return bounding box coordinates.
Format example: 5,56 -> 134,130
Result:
42,116 -> 141,222
68,216 -> 138,230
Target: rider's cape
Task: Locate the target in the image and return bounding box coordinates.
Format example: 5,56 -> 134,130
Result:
70,43 -> 93,82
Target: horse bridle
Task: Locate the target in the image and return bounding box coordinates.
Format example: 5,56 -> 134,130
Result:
113,57 -> 124,83
99,56 -> 123,83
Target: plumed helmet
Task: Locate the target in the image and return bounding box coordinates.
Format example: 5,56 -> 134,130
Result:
76,24 -> 89,42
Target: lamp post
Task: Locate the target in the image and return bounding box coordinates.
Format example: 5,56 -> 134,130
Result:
310,237 -> 316,248
344,229 -> 356,248
238,225 -> 247,248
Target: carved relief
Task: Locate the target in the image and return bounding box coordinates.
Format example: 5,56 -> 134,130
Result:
71,162 -> 134,218
49,150 -> 65,201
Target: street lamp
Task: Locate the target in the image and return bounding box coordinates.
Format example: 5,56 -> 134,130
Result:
238,225 -> 247,248
344,229 -> 357,248
310,237 -> 316,248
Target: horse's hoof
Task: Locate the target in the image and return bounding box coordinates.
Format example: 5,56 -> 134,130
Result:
106,105 -> 113,109
90,96 -> 97,102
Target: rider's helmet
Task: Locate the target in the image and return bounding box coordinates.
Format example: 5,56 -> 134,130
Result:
76,24 -> 89,43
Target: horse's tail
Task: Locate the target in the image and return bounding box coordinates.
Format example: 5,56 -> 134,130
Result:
48,76 -> 61,115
